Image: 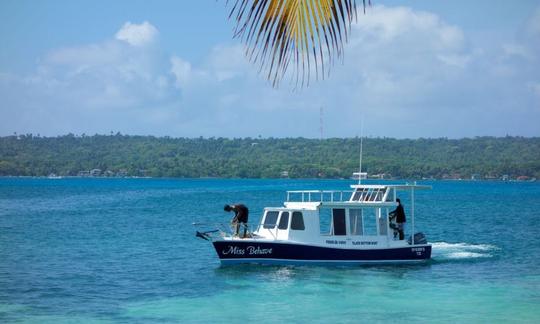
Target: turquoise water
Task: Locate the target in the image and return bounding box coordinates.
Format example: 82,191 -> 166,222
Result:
1,178 -> 539,323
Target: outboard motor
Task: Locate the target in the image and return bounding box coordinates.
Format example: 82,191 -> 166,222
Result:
408,232 -> 427,245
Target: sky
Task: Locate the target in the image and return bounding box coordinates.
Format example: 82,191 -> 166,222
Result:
0,0 -> 539,139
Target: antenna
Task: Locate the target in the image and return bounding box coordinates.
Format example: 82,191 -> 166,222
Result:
358,118 -> 364,185
317,106 -> 324,178
319,106 -> 324,140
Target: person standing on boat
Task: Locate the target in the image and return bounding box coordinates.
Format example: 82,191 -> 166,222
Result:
224,204 -> 249,238
389,198 -> 406,240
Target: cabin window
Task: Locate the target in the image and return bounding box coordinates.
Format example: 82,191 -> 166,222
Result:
291,212 -> 305,230
363,209 -> 378,236
319,208 -> 332,234
349,208 -> 363,235
379,215 -> 388,235
278,211 -> 290,230
263,211 -> 279,229
332,209 -> 346,235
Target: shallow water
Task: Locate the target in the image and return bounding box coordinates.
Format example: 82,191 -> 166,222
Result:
1,178 -> 539,323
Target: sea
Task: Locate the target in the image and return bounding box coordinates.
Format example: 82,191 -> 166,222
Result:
1,177 -> 539,323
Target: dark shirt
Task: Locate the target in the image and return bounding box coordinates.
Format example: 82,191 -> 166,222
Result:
231,204 -> 249,223
392,204 -> 406,223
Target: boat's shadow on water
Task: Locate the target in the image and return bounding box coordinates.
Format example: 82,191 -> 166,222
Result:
213,262 -> 434,281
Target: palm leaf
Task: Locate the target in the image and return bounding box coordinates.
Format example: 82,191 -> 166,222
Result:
226,0 -> 367,88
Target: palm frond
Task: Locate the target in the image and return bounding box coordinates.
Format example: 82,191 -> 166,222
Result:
227,0 -> 366,88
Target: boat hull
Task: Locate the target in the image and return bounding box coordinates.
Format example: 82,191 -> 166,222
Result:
212,240 -> 431,265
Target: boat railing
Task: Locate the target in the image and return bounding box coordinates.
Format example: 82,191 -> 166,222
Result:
286,190 -> 354,203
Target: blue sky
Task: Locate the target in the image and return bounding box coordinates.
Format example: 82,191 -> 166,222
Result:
1,0 -> 539,138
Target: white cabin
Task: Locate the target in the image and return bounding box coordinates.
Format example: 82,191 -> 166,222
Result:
252,184 -> 430,248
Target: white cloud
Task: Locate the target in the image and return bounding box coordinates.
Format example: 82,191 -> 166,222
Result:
336,5 -> 471,109
115,21 -> 158,46
353,6 -> 464,50
0,20 -> 185,136
528,82 -> 540,97
1,6 -> 539,138
36,41 -> 172,109
527,7 -> 540,37
170,56 -> 192,88
45,42 -> 124,67
502,43 -> 532,60
184,4 -> 538,138
206,45 -> 251,82
437,54 -> 471,68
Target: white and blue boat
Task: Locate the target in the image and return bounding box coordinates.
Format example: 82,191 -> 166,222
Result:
195,183 -> 432,265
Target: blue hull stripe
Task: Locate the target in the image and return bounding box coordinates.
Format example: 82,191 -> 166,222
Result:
213,241 -> 431,263
220,258 -> 428,266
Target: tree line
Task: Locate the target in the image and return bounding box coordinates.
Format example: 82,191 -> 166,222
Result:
0,134 -> 539,180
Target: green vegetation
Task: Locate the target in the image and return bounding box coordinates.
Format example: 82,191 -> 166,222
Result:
1,134 -> 539,180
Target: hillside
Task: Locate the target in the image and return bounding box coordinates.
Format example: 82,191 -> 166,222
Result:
1,134 -> 539,179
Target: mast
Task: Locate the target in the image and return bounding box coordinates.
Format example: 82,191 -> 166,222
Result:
358,118 -> 364,185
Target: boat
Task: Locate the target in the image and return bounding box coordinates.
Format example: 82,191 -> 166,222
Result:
194,183 -> 432,265
351,171 -> 367,180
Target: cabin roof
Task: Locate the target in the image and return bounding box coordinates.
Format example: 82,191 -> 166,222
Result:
282,202 -> 321,210
321,201 -> 397,208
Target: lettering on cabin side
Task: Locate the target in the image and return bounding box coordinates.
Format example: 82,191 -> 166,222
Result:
352,241 -> 378,246
326,240 -> 347,245
222,245 -> 273,256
